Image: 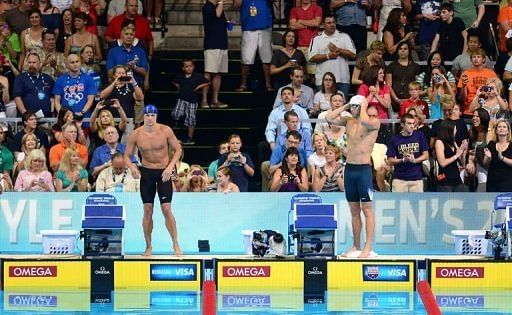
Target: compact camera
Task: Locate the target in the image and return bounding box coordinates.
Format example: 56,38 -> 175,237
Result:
481,86 -> 493,93
433,74 -> 442,84
287,174 -> 297,182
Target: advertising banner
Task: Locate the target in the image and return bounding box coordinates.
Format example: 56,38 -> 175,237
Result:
3,290 -> 90,312
218,291 -> 303,311
429,261 -> 512,290
216,260 -> 303,291
114,291 -> 199,311
327,291 -> 413,311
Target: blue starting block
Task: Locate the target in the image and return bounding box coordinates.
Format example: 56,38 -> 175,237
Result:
293,203 -> 338,258
81,194 -> 125,259
490,193 -> 512,259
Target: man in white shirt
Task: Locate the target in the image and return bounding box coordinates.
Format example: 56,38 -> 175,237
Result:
309,15 -> 356,98
96,152 -> 140,192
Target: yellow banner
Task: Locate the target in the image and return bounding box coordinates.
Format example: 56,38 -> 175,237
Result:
216,261 -> 304,291
3,261 -> 90,290
114,261 -> 201,291
327,261 -> 416,291
430,261 -> 512,290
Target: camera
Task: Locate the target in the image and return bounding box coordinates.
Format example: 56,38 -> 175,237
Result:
191,170 -> 202,176
287,174 -> 296,182
252,230 -> 286,257
481,86 -> 493,93
118,76 -> 131,82
433,74 -> 442,84
73,112 -> 84,121
103,99 -> 113,107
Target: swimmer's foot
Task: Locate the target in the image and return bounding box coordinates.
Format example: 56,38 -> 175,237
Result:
173,244 -> 183,256
358,247 -> 372,258
142,246 -> 152,256
342,246 -> 359,257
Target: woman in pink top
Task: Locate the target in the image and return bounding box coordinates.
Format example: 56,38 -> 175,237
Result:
14,149 -> 55,192
357,65 -> 392,119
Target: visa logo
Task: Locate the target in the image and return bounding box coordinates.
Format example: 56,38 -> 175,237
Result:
387,269 -> 407,277
150,264 -> 197,281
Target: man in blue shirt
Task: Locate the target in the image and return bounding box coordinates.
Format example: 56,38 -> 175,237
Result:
107,24 -> 149,86
13,53 -> 54,117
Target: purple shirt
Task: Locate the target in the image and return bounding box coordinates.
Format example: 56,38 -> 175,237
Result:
386,131 -> 429,181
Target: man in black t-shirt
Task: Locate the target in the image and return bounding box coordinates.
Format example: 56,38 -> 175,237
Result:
430,3 -> 467,61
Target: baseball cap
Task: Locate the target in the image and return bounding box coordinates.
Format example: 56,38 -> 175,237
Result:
144,104 -> 158,115
349,95 -> 365,106
0,122 -> 7,132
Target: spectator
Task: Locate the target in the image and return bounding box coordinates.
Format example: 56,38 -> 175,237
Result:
382,8 -> 415,60
51,107 -> 87,145
13,132 -> 38,176
330,0 -> 369,53
13,53 -> 54,117
79,44 -> 100,90
427,66 -> 455,119
407,105 -> 431,145
385,42 -> 420,111
431,97 -> 470,148
106,23 -> 148,87
37,0 -> 60,34
0,123 -> 14,187
413,0 -> 441,60
357,66 -> 391,121
0,19 -> 21,65
49,122 -> 88,171
376,0 -> 412,41
351,40 -> 385,87
386,113 -> 429,192
201,0 -> 229,109
52,0 -> 72,11
275,110 -> 313,156
273,66 -> 314,113
270,146 -> 308,192
12,110 -> 50,154
458,48 -> 498,117
233,0 -> 273,92
470,77 -> 509,118
316,92 -> 351,135
107,0 -> 142,23
452,0 -> 485,29
100,65 -> 142,120
324,107 -> 348,157
307,132 -> 327,177
312,144 -> 344,192
270,30 -> 307,90
214,167 -> 240,193
217,134 -> 254,192
309,15 -> 356,97
430,3 -> 467,62
484,119 -> 512,192
89,101 -> 128,149
498,0 -> 512,55
182,164 -> 209,192
312,72 -> 340,117
466,107 -> 490,191
417,51 -> 456,109
55,147 -> 88,191
38,29 -> 66,80
434,119 -> 468,192
289,0 -> 322,81
71,0 -> 105,35
96,151 -> 139,192
452,32 -> 492,79
0,69 -> 10,115
19,9 -> 44,71
170,141 -> 190,191
4,0 -> 34,36
14,148 -> 54,191
56,9 -> 73,53
207,140 -> 229,182
64,12 -> 102,60
105,0 -> 153,58
171,59 -> 210,145
399,81 -> 429,118
144,0 -> 162,25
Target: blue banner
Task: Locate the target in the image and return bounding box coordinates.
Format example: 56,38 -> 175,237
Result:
0,192 -> 500,255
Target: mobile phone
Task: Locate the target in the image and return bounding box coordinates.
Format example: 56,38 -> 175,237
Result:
119,76 -> 131,82
103,99 -> 113,107
73,112 -> 84,121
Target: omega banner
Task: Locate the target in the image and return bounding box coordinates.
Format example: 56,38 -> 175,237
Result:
429,261 -> 512,290
327,261 -> 416,291
216,261 -> 304,291
2,260 -> 91,290
3,290 -> 90,312
114,260 -> 202,291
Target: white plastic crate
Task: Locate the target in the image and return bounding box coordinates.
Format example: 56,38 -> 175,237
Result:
41,230 -> 78,254
451,230 -> 489,255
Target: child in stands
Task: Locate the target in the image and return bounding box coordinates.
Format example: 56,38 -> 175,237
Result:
399,81 -> 429,119
172,59 -> 210,145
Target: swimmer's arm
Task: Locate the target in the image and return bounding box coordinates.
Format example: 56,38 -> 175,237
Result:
166,128 -> 182,171
359,100 -> 380,131
124,132 -> 139,175
325,104 -> 351,126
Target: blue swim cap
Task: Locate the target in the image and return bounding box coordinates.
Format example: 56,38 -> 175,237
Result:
144,104 -> 158,115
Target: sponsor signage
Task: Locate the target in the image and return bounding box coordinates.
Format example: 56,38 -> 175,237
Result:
216,261 -> 303,291
436,295 -> 485,308
150,264 -> 197,281
114,261 -> 201,291
3,261 -> 90,290
362,292 -> 410,309
327,261 -> 415,290
91,260 -> 114,293
3,291 -> 90,311
8,294 -> 57,307
222,294 -> 271,308
150,292 -> 198,309
327,291 -> 413,311
362,264 -> 409,282
304,260 -> 327,295
429,261 -> 512,290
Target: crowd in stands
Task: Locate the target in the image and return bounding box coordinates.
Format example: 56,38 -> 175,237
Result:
1,0 -> 512,194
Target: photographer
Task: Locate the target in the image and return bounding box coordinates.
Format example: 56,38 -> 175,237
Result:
270,146 -> 308,192
51,107 -> 87,146
469,78 -> 509,118
217,134 -> 254,192
89,99 -> 128,150
99,65 -> 143,121
181,164 -> 209,192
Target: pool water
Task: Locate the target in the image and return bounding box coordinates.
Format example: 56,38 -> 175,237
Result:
1,290 -> 511,314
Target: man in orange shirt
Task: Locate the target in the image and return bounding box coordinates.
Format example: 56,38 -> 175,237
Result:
457,48 -> 497,118
49,122 -> 89,172
498,0 -> 512,54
